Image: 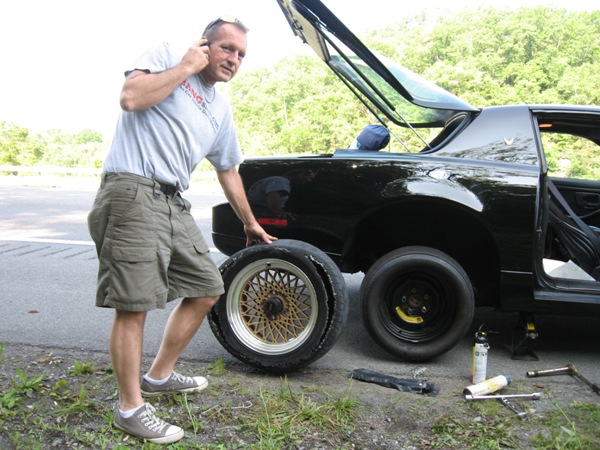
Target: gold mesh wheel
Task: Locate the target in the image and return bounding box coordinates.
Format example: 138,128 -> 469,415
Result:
226,258 -> 319,355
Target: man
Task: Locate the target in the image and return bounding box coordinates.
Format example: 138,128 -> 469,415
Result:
87,16 -> 275,444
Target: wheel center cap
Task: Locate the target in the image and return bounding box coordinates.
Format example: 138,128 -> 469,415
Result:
263,297 -> 284,318
407,294 -> 422,309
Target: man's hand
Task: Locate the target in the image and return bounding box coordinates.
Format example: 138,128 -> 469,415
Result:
217,167 -> 278,247
180,38 -> 211,75
244,221 -> 278,247
120,38 -> 211,111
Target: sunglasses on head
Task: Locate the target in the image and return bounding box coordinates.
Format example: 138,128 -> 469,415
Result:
203,15 -> 245,34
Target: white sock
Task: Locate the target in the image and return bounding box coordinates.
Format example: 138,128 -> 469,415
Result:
119,403 -> 144,418
143,373 -> 171,385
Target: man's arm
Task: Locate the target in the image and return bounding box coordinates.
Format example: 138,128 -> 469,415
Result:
120,38 -> 210,111
217,167 -> 277,246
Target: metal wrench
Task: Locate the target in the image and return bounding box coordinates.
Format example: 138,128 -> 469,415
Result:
464,392 -> 542,401
499,397 -> 527,420
527,363 -> 600,396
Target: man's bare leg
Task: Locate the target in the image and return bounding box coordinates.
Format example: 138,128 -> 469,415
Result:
146,295 -> 220,380
110,310 -> 147,411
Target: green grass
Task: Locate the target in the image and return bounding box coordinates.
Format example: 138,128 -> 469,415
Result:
1,342 -> 599,449
532,400 -> 600,449
430,414 -> 516,449
68,359 -> 95,376
0,346 -> 363,449
238,381 -> 359,449
429,393 -> 600,450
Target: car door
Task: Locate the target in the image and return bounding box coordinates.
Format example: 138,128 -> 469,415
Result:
535,108 -> 600,284
536,109 -> 600,229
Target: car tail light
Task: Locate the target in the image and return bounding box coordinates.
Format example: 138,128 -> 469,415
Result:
257,217 -> 288,227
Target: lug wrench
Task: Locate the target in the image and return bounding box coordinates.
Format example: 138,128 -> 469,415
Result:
464,392 -> 542,401
499,397 -> 528,420
464,393 -> 539,419
527,363 -> 600,396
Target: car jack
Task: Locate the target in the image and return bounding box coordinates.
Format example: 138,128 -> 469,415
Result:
508,312 -> 539,361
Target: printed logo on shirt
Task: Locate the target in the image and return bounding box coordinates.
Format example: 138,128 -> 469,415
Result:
179,81 -> 220,132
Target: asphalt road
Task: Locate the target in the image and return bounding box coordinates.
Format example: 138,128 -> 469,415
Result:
1,177 -> 599,394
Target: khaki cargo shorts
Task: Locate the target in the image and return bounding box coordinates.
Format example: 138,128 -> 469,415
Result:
87,172 -> 224,311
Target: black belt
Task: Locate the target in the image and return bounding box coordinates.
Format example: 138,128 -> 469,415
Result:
158,182 -> 178,196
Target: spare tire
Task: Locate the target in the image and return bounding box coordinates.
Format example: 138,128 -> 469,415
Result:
208,239 -> 348,373
360,246 -> 474,361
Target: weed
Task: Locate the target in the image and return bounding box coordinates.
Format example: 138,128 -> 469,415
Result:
430,414 -> 516,449
238,379 -> 360,449
0,390 -> 23,420
52,386 -> 97,417
532,400 -> 600,449
205,358 -> 227,376
69,359 -> 95,376
50,379 -> 70,401
10,369 -> 45,397
181,394 -> 205,436
330,395 -> 360,427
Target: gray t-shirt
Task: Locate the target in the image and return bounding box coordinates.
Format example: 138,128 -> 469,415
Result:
103,42 -> 243,191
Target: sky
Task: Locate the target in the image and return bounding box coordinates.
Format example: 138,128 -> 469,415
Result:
0,0 -> 596,137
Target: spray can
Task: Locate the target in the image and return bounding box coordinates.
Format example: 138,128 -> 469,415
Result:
470,324 -> 489,383
464,375 -> 511,396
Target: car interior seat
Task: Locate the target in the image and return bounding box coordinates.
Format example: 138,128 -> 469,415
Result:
547,179 -> 600,280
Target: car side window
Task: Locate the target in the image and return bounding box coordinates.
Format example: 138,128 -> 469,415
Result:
538,117 -> 600,181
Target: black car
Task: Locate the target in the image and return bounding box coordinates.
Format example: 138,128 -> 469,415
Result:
209,0 -> 600,373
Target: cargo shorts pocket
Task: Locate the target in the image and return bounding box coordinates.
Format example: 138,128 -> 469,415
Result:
109,246 -> 163,304
180,199 -> 209,254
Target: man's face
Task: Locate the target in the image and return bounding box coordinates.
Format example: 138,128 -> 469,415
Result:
203,24 -> 247,85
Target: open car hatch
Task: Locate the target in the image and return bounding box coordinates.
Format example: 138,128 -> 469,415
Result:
276,0 -> 478,128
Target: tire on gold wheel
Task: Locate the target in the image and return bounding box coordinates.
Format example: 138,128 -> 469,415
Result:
208,239 -> 348,373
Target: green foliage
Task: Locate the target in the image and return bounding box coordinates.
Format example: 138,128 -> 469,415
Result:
532,401 -> 600,449
228,55 -> 368,156
51,386 -> 97,417
10,369 -> 45,397
204,358 -> 227,376
541,133 -> 600,180
37,129 -> 107,168
245,381 -> 358,448
68,359 -> 95,376
399,7 -> 600,108
0,122 -> 42,166
0,123 -> 107,171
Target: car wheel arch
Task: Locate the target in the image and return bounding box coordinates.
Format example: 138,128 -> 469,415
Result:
345,197 -> 502,305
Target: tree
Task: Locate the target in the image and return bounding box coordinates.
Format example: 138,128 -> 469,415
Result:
0,121 -> 42,166
227,56 -> 372,155
37,129 -> 106,168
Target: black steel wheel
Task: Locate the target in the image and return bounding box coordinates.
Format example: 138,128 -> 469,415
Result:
360,246 -> 474,361
209,239 -> 348,373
